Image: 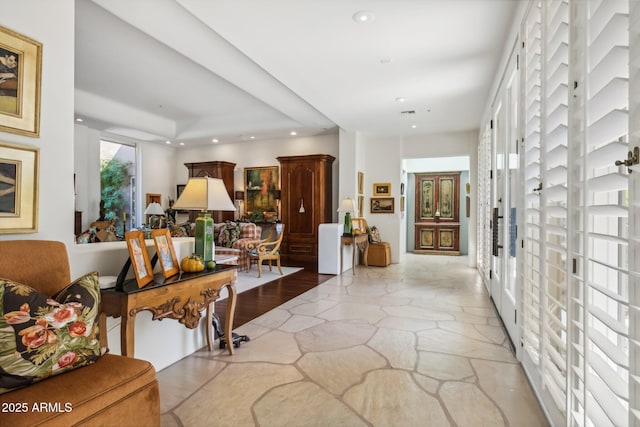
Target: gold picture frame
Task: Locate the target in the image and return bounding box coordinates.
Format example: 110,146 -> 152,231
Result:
245,166 -> 279,214
0,141 -> 38,233
358,195 -> 364,217
125,230 -> 154,288
0,25 -> 42,137
152,229 -> 179,278
370,197 -> 394,214
373,183 -> 391,196
357,171 -> 364,195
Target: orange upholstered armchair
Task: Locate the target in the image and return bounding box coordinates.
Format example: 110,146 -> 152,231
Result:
0,240 -> 160,426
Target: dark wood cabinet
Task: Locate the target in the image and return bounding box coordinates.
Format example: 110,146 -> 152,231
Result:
184,161 -> 236,223
278,154 -> 335,263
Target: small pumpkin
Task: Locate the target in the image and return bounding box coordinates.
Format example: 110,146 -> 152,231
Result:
180,254 -> 205,272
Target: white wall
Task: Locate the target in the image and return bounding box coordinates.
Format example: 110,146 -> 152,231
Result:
0,1 -> 75,245
172,133 -> 340,218
362,135 -> 404,263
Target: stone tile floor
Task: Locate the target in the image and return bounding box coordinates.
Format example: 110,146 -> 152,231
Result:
158,254 -> 549,426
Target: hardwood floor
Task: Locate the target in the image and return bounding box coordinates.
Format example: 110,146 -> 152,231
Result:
214,261 -> 334,329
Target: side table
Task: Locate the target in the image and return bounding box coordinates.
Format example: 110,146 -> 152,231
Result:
100,264 -> 238,357
340,234 -> 369,275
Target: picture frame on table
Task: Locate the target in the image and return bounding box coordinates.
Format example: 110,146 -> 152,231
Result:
370,197 -> 394,214
373,183 -> 391,196
152,229 -> 179,278
0,141 -> 38,233
0,26 -> 42,137
125,230 -> 154,288
351,217 -> 366,235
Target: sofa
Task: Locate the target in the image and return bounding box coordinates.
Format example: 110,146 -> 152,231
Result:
0,240 -> 160,427
214,221 -> 262,270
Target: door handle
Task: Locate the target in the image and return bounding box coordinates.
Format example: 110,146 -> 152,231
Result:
615,146 -> 639,173
492,208 -> 503,256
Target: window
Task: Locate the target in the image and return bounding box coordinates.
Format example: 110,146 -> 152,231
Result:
100,140 -> 137,236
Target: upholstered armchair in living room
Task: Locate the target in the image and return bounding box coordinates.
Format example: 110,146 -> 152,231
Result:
214,221 -> 262,270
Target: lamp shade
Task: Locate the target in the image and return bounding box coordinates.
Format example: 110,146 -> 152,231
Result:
173,177 -> 236,211
143,202 -> 165,215
234,191 -> 244,201
337,198 -> 356,213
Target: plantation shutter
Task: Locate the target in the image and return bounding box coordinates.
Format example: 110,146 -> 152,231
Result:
629,2 -> 640,423
522,0 -> 543,374
568,0 -> 631,425
540,0 -> 570,415
478,121 -> 492,282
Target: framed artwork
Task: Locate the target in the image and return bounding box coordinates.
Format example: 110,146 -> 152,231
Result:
0,141 -> 38,233
125,230 -> 154,288
357,171 -> 364,195
400,195 -> 405,212
0,26 -> 42,137
373,183 -> 391,196
351,217 -> 366,235
152,229 -> 179,278
371,197 -> 394,214
176,184 -> 185,199
358,195 -> 364,217
245,166 -> 279,214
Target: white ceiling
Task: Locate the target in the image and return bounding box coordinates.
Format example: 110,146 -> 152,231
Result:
74,0 -> 519,147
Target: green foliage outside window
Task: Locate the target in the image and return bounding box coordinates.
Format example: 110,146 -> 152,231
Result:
100,158 -> 131,231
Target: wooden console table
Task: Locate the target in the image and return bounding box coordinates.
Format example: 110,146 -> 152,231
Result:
340,234 -> 369,275
100,264 -> 238,357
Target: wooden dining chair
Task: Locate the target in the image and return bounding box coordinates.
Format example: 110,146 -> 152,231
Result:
247,223 -> 285,278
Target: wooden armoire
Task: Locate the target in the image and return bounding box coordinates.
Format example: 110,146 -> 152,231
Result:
277,154 -> 335,263
183,161 -> 235,223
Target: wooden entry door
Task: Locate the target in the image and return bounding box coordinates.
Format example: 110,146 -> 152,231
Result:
414,173 -> 460,254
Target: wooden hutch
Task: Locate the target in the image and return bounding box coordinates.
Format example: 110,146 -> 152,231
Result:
183,161 -> 236,223
277,154 -> 335,263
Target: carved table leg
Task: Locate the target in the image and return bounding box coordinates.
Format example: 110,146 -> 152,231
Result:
224,282 -> 237,355
351,241 -> 357,275
121,311 -> 136,357
206,302 -> 213,351
99,312 -> 108,350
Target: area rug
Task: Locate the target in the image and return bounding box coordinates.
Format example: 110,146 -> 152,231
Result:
218,266 -> 303,299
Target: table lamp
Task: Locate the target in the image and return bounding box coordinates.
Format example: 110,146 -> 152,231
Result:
173,177 -> 237,262
143,202 -> 165,229
337,197 -> 356,236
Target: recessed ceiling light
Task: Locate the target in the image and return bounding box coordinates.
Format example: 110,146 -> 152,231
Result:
75,117 -> 83,122
411,124 -> 417,129
395,97 -> 407,103
212,138 -> 219,143
165,140 -> 171,144
249,136 -> 255,140
352,10 -> 375,23
290,131 -> 297,136
179,142 -> 185,146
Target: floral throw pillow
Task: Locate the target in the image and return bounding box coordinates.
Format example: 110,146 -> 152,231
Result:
218,221 -> 240,248
0,272 -> 102,394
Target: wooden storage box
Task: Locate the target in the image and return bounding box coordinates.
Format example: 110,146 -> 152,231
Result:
367,242 -> 391,266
